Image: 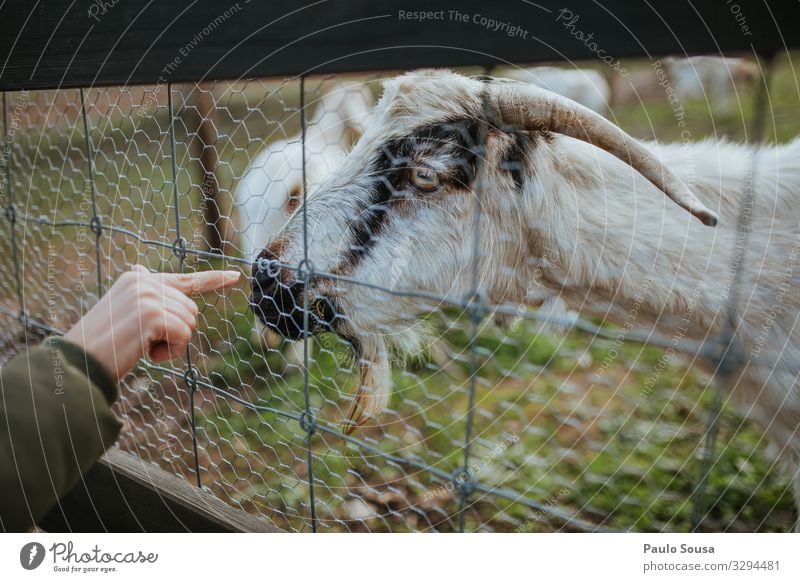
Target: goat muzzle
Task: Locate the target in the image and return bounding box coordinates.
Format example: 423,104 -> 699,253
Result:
250,252 -> 337,340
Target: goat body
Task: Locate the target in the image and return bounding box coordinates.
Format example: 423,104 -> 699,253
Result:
251,70 -> 800,527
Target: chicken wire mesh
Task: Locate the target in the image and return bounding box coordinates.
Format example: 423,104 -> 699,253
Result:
1,60 -> 797,533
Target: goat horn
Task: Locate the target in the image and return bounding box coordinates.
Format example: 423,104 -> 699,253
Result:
490,83 -> 718,227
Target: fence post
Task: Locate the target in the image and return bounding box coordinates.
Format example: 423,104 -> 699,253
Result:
191,85 -> 225,255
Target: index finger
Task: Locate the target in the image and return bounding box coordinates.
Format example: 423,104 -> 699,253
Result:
159,270 -> 241,295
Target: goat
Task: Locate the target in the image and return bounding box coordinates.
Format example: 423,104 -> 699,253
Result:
500,66 -> 611,114
612,56 -> 760,112
667,56 -> 760,113
250,69 -> 800,527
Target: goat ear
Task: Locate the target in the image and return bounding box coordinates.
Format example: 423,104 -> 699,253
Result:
379,74 -> 427,117
395,76 -> 418,94
376,77 -> 404,110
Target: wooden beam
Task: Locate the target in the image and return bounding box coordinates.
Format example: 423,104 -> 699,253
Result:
193,86 -> 225,255
39,448 -> 279,532
0,0 -> 797,91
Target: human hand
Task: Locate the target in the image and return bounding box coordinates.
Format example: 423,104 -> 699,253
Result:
64,265 -> 241,381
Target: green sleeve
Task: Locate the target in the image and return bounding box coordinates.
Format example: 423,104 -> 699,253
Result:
0,337 -> 122,531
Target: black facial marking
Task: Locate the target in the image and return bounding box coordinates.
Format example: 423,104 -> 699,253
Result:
343,171 -> 395,266
342,119 -> 481,269
500,131 -> 533,191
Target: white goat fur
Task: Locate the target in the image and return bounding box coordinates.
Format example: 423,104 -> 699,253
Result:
268,70 -> 800,522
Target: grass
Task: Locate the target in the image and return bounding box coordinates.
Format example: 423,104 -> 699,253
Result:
2,57 -> 798,532
182,302 -> 796,532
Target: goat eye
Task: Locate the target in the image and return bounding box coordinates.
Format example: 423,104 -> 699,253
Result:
410,166 -> 440,191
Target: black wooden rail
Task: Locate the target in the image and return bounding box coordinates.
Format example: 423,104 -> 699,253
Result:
1,0 -> 798,92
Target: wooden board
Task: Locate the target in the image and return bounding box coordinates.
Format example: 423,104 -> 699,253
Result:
0,0 -> 797,91
39,448 -> 279,532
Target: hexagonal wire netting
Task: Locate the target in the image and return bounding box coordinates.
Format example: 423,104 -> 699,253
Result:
0,59 -> 797,532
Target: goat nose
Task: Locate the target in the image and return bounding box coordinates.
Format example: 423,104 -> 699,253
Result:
253,261 -> 279,290
251,252 -> 298,297
252,256 -> 300,305
252,248 -> 283,291
250,251 -> 310,340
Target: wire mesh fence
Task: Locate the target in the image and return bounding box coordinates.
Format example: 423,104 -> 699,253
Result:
1,58 -> 797,532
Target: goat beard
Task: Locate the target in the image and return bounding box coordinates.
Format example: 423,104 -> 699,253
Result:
342,335 -> 393,434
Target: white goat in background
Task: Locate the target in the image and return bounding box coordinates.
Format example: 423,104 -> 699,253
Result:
501,66 -> 611,114
251,70 -> 800,526
611,56 -> 760,112
666,56 -> 760,113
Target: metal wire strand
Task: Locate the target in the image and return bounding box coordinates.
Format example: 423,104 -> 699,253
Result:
79,88 -> 104,298
299,75 -> 318,532
456,92 -> 493,533
167,83 -> 202,489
